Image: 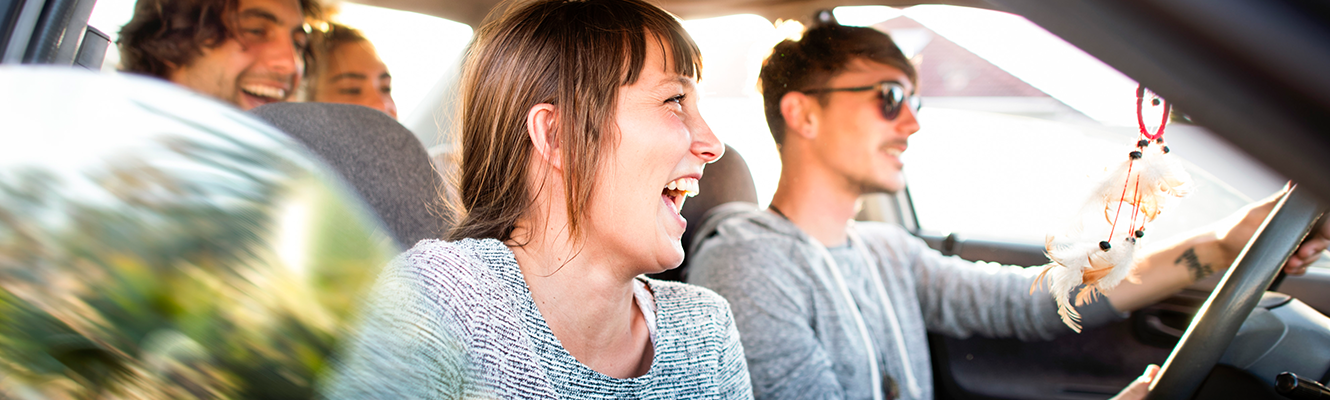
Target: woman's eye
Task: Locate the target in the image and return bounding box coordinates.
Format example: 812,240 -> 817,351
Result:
666,94 -> 685,106
242,27 -> 268,40
381,87 -> 392,94
338,88 -> 362,95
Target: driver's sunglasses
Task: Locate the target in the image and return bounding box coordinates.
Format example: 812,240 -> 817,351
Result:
802,81 -> 922,121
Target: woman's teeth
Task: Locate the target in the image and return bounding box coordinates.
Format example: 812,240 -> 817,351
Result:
665,177 -> 699,197
663,177 -> 700,213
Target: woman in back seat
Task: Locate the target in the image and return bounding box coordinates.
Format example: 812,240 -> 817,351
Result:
322,0 -> 751,398
304,22 -> 398,118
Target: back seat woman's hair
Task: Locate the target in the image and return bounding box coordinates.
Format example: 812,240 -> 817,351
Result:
446,0 -> 701,242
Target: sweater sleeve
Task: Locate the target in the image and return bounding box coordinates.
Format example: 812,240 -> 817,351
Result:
319,250 -> 472,399
873,226 -> 1122,341
713,291 -> 756,400
689,239 -> 845,400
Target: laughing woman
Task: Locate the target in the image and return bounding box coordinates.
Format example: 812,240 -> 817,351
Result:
322,0 -> 750,398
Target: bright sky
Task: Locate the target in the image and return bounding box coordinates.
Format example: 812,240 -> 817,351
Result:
834,5 -> 1140,127
900,5 -> 1138,126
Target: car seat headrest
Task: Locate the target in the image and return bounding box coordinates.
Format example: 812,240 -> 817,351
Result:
250,103 -> 450,250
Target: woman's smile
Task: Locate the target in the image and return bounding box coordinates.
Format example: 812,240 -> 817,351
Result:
659,176 -> 700,236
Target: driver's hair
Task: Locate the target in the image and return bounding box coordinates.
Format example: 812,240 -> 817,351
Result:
759,23 -> 917,145
446,0 -> 702,243
117,0 -> 320,79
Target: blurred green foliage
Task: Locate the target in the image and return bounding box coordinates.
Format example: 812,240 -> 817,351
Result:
0,135 -> 395,399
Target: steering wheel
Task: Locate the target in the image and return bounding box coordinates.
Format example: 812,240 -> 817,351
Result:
1144,186 -> 1327,400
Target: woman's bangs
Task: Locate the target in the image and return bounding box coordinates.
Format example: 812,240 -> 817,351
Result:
622,10 -> 702,84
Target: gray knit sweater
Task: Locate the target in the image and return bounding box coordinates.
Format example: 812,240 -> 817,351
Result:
323,238 -> 753,399
687,210 -> 1121,400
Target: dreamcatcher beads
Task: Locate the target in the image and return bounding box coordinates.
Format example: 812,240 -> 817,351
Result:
1032,85 -> 1192,333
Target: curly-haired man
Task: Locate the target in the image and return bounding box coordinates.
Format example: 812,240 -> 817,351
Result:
118,0 -> 319,110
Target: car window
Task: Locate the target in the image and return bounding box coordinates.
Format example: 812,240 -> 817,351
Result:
684,6 -> 1282,248
891,6 -> 1279,245
0,68 -> 400,397
904,108 -> 1252,244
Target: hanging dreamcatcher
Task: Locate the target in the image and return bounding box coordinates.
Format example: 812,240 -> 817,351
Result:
1032,85 -> 1193,332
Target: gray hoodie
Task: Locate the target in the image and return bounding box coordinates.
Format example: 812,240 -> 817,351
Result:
687,209 -> 1121,400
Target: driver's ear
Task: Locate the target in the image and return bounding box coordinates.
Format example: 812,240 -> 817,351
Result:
781,91 -> 819,140
526,103 -> 562,171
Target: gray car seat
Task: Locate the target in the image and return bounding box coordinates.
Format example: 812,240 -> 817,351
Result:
251,102 -> 450,250
651,144 -> 759,282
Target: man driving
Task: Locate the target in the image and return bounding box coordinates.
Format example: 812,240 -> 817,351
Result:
117,0 -> 318,110
687,20 -> 1329,400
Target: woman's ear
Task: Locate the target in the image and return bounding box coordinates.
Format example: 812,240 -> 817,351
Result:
526,103 -> 561,170
780,91 -> 819,140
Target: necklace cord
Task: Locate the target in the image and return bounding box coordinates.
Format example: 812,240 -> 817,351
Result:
768,207 -> 921,399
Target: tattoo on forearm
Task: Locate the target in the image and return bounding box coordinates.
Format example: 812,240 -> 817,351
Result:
1175,248 -> 1214,281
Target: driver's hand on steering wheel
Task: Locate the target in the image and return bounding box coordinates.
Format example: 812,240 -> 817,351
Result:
1283,214 -> 1330,276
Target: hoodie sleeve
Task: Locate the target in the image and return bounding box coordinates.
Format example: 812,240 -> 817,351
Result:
865,225 -> 1124,340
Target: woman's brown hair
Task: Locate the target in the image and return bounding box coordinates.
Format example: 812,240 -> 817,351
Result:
302,22 -> 369,100
446,0 -> 702,242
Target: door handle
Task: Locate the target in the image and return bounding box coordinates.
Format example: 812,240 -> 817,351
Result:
1134,303 -> 1197,346
1143,314 -> 1185,339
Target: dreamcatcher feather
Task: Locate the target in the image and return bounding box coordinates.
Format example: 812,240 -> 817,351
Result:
1032,85 -> 1192,332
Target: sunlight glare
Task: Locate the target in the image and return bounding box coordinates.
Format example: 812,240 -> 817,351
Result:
902,5 -> 1139,126
833,6 -> 903,27
276,197 -> 312,276
333,2 -> 472,122
682,14 -> 783,207
773,19 -> 806,43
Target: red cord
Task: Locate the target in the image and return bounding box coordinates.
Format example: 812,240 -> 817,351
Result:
1114,85 -> 1169,244
1129,178 -> 1142,234
1136,84 -> 1170,141
1136,86 -> 1150,138
1108,160 -> 1135,242
1157,102 -> 1170,139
